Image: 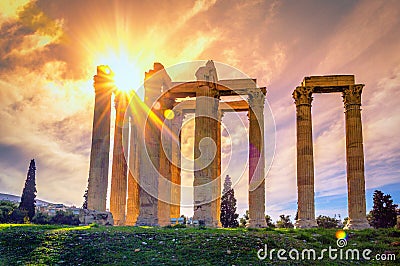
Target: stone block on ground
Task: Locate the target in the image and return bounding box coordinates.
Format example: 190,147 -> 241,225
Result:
79,209 -> 114,226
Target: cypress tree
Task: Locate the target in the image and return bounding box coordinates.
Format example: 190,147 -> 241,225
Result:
19,159 -> 37,221
220,175 -> 239,228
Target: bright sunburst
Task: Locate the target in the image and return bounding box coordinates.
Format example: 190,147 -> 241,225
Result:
94,48 -> 143,93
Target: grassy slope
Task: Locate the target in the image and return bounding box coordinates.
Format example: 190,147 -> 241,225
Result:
0,224 -> 398,265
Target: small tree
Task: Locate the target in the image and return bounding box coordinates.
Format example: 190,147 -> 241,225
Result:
265,215 -> 275,228
316,215 -> 340,228
370,190 -> 398,228
82,188 -> 88,209
276,215 -> 294,228
220,175 -> 239,228
240,210 -> 249,227
18,159 -> 37,221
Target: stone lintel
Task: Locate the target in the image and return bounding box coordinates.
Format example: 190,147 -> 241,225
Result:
174,100 -> 249,112
302,75 -> 355,87
167,80 -> 264,98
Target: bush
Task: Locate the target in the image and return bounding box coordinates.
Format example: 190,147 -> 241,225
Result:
50,211 -> 80,225
316,215 -> 340,228
9,208 -> 29,224
0,201 -> 18,223
276,215 -> 294,228
32,212 -> 51,224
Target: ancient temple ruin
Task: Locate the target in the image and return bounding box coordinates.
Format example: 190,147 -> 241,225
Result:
293,75 -> 370,229
87,61 -> 267,228
86,61 -> 370,229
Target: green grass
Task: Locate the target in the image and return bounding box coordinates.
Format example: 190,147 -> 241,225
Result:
0,224 -> 398,265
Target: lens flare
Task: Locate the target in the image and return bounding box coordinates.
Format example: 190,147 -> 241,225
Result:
153,101 -> 161,110
336,230 -> 347,239
164,109 -> 175,120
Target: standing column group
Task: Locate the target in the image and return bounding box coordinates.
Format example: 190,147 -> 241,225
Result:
293,83 -> 370,229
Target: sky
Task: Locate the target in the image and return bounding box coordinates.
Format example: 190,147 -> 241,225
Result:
0,0 -> 399,222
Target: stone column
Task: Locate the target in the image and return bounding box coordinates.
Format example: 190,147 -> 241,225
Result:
87,66 -> 113,211
126,116 -> 140,225
170,110 -> 184,218
293,86 -> 317,228
248,91 -> 267,228
216,110 -> 224,227
343,85 -> 370,229
193,82 -> 220,227
158,95 -> 175,226
110,92 -> 129,225
136,65 -> 165,226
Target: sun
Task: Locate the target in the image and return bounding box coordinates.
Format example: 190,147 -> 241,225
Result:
94,48 -> 143,93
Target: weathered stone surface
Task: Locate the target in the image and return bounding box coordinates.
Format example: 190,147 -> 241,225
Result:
157,96 -> 175,226
110,93 -> 129,226
136,63 -> 171,226
293,86 -> 317,229
302,75 -> 355,87
79,209 -> 114,226
87,66 -> 113,212
193,60 -> 220,227
126,117 -> 140,226
170,110 -> 183,219
342,85 -> 370,229
248,90 -> 267,228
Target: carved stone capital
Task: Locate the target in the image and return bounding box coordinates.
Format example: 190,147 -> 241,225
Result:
342,84 -> 364,107
293,86 -> 313,106
248,91 -> 265,112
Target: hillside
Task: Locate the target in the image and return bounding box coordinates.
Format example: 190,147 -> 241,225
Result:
0,193 -> 51,206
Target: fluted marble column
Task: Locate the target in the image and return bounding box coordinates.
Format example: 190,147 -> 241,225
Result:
248,91 -> 267,228
193,82 -> 220,227
136,64 -> 167,226
110,92 -> 129,225
87,66 -> 113,211
158,95 -> 175,226
170,110 -> 183,218
126,116 -> 140,225
293,86 -> 317,228
343,85 -> 370,229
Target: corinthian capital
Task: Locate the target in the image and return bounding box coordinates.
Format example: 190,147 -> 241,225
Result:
248,91 -> 265,112
342,84 -> 364,106
293,86 -> 313,106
